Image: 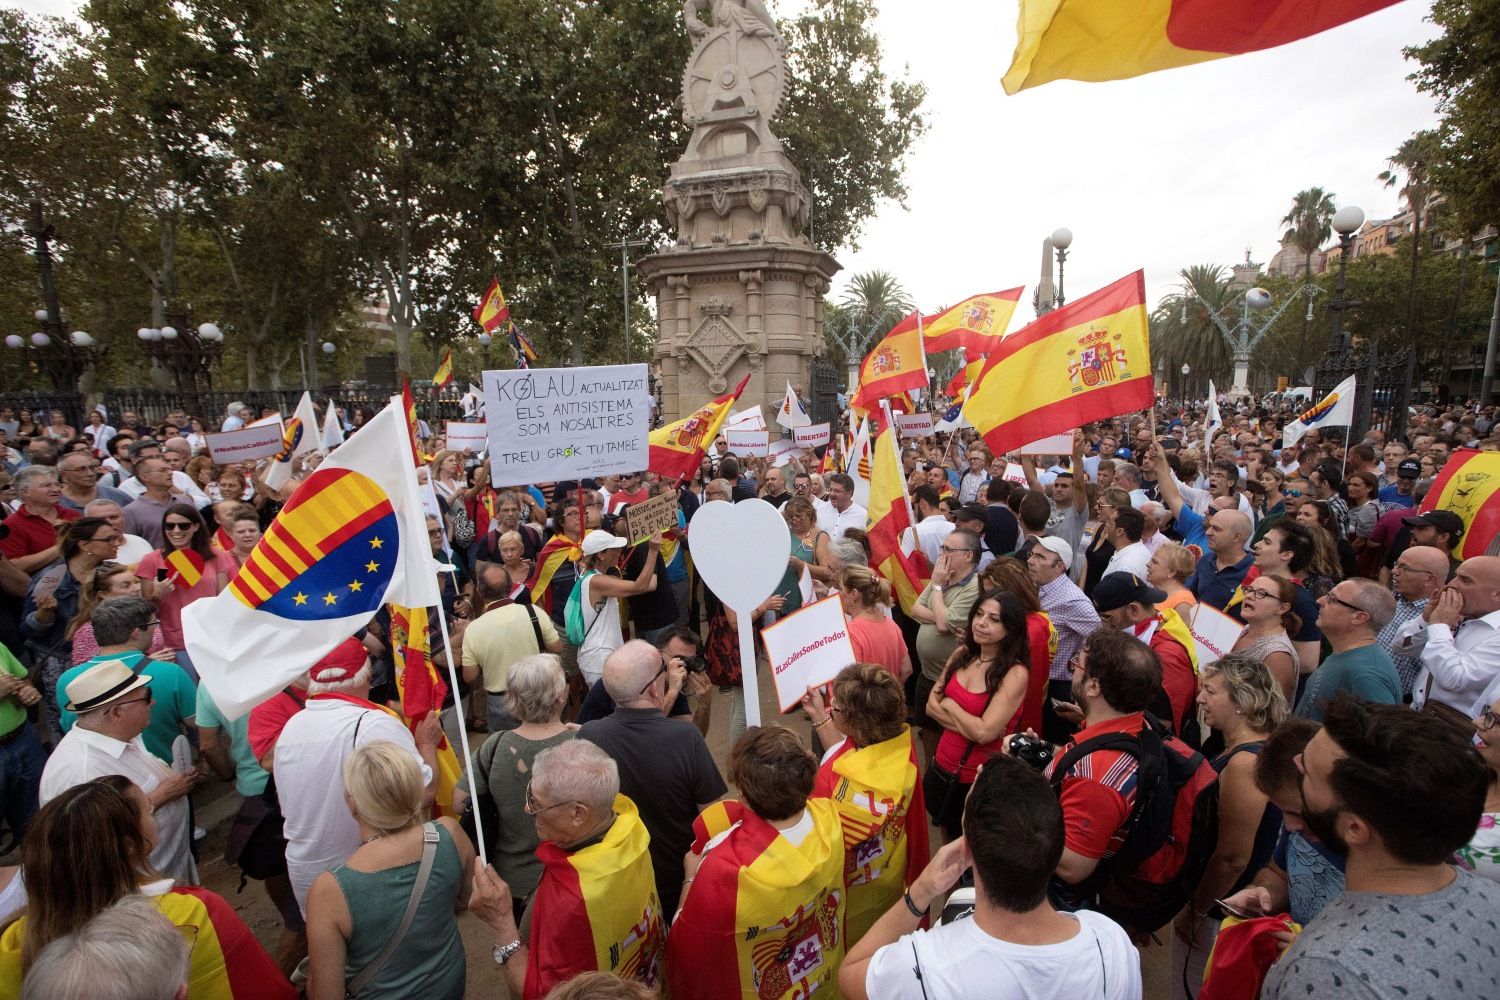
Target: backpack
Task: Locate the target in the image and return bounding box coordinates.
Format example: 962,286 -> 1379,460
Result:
1048,713 -> 1220,932
564,569 -> 598,646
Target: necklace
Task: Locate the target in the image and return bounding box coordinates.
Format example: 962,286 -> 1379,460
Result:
360,833 -> 384,846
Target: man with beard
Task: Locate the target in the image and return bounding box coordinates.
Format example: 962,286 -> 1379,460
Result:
1262,697 -> 1500,999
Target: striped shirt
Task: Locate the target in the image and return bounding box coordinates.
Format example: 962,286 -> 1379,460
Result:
1038,573 -> 1101,682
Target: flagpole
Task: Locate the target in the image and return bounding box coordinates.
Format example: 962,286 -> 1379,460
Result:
431,589 -> 488,869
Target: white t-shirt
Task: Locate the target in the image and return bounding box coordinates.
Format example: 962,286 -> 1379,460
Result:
865,908 -> 1141,1000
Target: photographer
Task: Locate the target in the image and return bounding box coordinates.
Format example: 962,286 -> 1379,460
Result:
574,626 -> 713,735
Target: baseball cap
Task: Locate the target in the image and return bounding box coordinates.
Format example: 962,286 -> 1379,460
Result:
581,529 -> 628,557
309,637 -> 369,684
1033,535 -> 1073,571
1397,458 -> 1422,479
1091,573 -> 1167,614
1401,510 -> 1465,540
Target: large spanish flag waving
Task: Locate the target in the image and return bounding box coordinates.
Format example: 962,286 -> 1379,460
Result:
966,271 -> 1153,457
922,287 -> 1024,356
850,311 -> 927,415
1419,448 -> 1500,560
525,795 -> 664,999
1002,0 -> 1399,94
667,798 -> 846,999
648,372 -> 751,482
866,403 -> 931,615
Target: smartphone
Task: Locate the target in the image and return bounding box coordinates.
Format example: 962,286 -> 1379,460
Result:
156,568 -> 169,582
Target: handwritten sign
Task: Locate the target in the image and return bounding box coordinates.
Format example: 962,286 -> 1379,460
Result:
445,421 -> 488,453
896,412 -> 934,438
794,422 -> 831,448
1186,604 -> 1244,668
621,491 -> 679,545
206,422 -> 285,463
1020,433 -> 1073,455
725,429 -> 769,456
483,364 -> 652,487
761,594 -> 857,714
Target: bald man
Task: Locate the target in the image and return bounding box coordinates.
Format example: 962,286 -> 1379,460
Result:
1392,555 -> 1500,717
1186,509 -> 1253,609
1378,545 -> 1451,700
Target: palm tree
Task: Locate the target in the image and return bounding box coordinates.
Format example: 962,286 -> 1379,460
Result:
825,270 -> 914,374
1149,264 -> 1235,395
1281,187 -> 1336,345
1378,130 -> 1441,439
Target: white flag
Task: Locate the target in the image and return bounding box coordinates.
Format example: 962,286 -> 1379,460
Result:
321,401 -> 345,451
184,400 -> 441,719
262,391 -> 321,491
776,380 -> 811,429
1204,381 -> 1223,445
846,417 -> 872,509
1281,375 -> 1357,452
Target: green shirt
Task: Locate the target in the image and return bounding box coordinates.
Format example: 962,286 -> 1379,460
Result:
196,684 -> 269,797
57,651 -> 198,764
914,572 -> 982,682
0,645 -> 28,737
1294,644 -> 1401,722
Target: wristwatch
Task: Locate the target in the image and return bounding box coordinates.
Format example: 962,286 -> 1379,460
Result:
932,584 -> 944,593
493,939 -> 523,965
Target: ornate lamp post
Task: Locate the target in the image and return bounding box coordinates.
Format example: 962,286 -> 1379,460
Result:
1181,362 -> 1190,400
10,199 -> 106,395
138,314 -> 224,414
478,332 -> 492,371
1051,227 -> 1073,309
1317,205 -> 1373,434
1186,283 -> 1321,400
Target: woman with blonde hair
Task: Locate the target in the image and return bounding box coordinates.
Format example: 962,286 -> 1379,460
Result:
495,530 -> 533,602
184,455 -> 217,496
1147,541 -> 1198,619
429,450 -> 465,504
307,741 -> 475,1000
1173,654 -> 1288,999
837,565 -> 910,682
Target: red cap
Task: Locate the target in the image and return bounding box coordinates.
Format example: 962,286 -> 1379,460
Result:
309,637 -> 368,683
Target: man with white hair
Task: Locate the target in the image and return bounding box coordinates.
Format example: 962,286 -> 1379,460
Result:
21,895 -> 191,1000
1138,501 -> 1168,554
271,637 -> 441,913
222,401 -> 247,432
578,640 -> 725,915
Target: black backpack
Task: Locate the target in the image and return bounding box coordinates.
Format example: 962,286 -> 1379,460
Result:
1048,713 -> 1220,932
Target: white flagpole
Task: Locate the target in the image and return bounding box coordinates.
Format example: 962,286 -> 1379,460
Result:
431,589 -> 487,868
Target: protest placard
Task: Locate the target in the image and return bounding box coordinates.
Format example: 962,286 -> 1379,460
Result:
1186,604 -> 1243,667
725,428 -> 769,456
206,422 -> 285,463
483,364 -> 652,487
249,413 -> 282,427
724,406 -> 766,431
1002,462 -> 1028,485
445,421 -> 488,453
1019,433 -> 1073,455
760,594 -> 857,714
896,412 -> 934,438
621,491 -> 680,544
794,422 -> 831,448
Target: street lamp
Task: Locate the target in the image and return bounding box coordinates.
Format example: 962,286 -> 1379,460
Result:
19,199 -> 105,393
1051,227 -> 1073,309
1184,283 -> 1320,400
1181,362 -> 1190,399
137,312 -> 225,412
321,341 -> 336,355
1327,205 -> 1364,356
477,332 -> 492,370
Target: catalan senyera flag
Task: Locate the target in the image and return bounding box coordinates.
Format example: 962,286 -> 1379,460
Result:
183,400 -> 440,719
389,603 -> 462,817
1420,448 -> 1500,560
528,532 -> 583,612
431,349 -> 454,388
847,417 -> 872,509
525,795 -> 665,999
850,311 -> 927,415
263,391 -> 321,492
667,798 -> 846,999
1002,0 -> 1399,94
922,287 -> 1024,356
648,372 -> 751,482
866,404 -> 931,615
966,271 -> 1153,457
473,277 -> 511,334
812,728 -> 930,943
165,548 -> 207,588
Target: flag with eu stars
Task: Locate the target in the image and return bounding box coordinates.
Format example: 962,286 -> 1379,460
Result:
184,399 -> 441,719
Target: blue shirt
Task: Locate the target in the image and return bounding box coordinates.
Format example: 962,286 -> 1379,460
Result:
1377,484 -> 1415,508
1272,828 -> 1346,927
1187,551 -> 1252,610
1171,505 -> 1209,552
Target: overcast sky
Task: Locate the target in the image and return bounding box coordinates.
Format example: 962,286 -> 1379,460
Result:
10,0 -> 1440,318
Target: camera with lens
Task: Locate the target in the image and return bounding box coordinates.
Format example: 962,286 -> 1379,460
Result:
1006,733 -> 1054,771
683,655 -> 709,674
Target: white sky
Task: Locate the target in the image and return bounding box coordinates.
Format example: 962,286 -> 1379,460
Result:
10,0 -> 1441,316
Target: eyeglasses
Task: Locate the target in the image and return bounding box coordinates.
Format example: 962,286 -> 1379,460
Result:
89,534 -> 123,545
638,659 -> 668,696
163,521 -> 196,531
939,544 -> 970,555
1477,706 -> 1500,732
114,693 -> 154,709
524,782 -> 578,816
1324,592 -> 1367,615
1242,587 -> 1280,600
1392,563 -> 1436,577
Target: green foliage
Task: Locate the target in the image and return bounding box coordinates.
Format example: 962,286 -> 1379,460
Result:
824,269 -> 913,373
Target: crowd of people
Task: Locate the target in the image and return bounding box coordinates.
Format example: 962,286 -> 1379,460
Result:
0,393 -> 1498,999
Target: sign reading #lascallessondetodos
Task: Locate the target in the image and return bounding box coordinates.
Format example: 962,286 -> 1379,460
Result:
484,365 -> 652,487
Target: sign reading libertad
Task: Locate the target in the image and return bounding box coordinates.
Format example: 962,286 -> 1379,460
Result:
484,365 -> 652,487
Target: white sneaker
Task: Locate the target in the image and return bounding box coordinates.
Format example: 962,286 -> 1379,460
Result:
193,826 -> 206,842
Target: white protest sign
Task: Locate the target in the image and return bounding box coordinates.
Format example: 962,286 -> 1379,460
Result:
725,429 -> 769,456
1186,604 -> 1244,667
794,422 -> 831,448
761,594 -> 857,714
483,365 -> 651,487
445,421 -> 489,453
896,412 -> 934,438
725,406 -> 766,431
1020,433 -> 1073,455
1002,462 -> 1028,485
690,499 -> 790,729
249,413 -> 281,427
206,422 -> 285,463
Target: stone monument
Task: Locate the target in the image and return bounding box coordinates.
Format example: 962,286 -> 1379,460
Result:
637,0 -> 841,423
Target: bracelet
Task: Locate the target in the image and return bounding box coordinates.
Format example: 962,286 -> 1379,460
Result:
814,718 -> 832,729
903,891 -> 928,918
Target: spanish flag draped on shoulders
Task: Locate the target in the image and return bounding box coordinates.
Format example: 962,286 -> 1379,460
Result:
667,798 -> 846,999
811,728 -> 930,943
524,794 -> 665,999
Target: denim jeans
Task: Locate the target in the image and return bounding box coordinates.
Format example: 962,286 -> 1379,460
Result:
0,723 -> 46,840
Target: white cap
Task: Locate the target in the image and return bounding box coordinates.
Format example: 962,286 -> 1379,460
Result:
581,530 -> 628,557
1034,535 -> 1074,571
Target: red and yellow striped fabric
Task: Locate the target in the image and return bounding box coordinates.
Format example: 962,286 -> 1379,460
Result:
922,287 -> 1023,356
648,373 -> 751,482
389,603 -> 462,816
527,533 -> 583,612
1420,448 -> 1500,560
524,795 -> 664,999
812,727 -> 930,943
165,548 -> 207,588
866,409 -> 930,615
851,311 -> 926,416
668,798 -> 847,999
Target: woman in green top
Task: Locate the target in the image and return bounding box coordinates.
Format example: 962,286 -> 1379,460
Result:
780,496 -> 832,610
306,741 -> 476,1000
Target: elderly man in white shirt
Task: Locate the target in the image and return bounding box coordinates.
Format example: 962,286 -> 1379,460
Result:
41,660 -> 200,884
1392,555 -> 1500,715
272,637 -> 441,914
815,472 -> 867,540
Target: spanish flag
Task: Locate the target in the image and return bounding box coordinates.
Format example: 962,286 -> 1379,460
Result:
667,798 -> 846,1000
1419,448 -> 1500,560
473,277 -> 511,334
923,287 -> 1024,356
966,271 -> 1153,457
389,603 -> 462,817
866,403 -> 931,615
166,548 -> 207,588
528,532 -> 583,612
812,727 -> 930,943
648,372 -> 751,482
944,354 -> 987,401
525,795 -> 665,999
432,349 -> 453,388
1002,0 -> 1399,94
850,311 -> 927,415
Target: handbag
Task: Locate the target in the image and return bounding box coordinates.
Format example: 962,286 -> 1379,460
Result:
926,740 -> 979,823
450,504 -> 476,547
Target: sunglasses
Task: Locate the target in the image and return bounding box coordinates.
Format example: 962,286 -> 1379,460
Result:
163,521 -> 196,531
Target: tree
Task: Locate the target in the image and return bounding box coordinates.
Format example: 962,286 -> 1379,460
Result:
1149,265 -> 1235,395
1280,187 -> 1335,347
824,269 -> 913,375
1378,130 -> 1441,429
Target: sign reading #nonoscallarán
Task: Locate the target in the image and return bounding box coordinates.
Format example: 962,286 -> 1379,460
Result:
483,364 -> 652,487
206,422 -> 286,463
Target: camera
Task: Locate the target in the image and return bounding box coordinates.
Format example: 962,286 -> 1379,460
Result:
683,655 -> 708,674
1006,733 -> 1054,771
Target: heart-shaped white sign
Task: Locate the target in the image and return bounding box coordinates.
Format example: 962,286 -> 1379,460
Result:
689,498 -> 791,613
